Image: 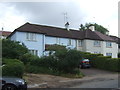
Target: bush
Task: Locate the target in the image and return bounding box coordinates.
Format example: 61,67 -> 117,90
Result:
28,49 -> 82,74
25,65 -> 53,74
118,53 -> 120,58
81,52 -> 119,72
19,53 -> 39,65
2,59 -> 24,78
106,58 -> 119,72
2,39 -> 28,59
55,49 -> 82,73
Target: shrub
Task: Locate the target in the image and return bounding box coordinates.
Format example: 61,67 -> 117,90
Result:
29,49 -> 82,74
2,39 -> 28,59
81,52 -> 119,72
25,65 -> 52,74
106,58 -> 119,72
118,53 -> 120,58
30,55 -> 58,71
19,53 -> 39,65
55,49 -> 82,73
2,59 -> 24,78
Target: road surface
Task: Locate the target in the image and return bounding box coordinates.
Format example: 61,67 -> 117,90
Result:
70,68 -> 119,88
71,78 -> 118,88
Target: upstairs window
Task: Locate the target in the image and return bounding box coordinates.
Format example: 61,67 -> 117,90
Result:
68,39 -> 72,45
106,42 -> 112,48
94,41 -> 101,47
78,40 -> 82,47
56,37 -> 60,44
26,32 -> 36,41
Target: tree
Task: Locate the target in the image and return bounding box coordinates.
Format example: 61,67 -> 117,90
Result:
79,23 -> 109,34
94,23 -> 109,34
2,39 -> 28,59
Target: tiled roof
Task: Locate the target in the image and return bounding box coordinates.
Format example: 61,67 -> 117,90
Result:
110,35 -> 120,44
8,22 -> 117,42
0,31 -> 12,36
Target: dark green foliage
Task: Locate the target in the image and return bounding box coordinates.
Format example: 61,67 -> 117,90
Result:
2,39 -> 28,59
94,23 -> 109,34
55,49 -> 82,73
81,53 -> 119,72
26,49 -> 82,74
30,55 -> 58,71
79,23 -> 109,34
118,53 -> 120,58
19,53 -> 39,65
46,44 -> 66,51
2,59 -> 24,78
25,65 -> 53,74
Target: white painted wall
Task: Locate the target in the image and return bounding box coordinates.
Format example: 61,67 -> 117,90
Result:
84,40 -> 103,54
10,31 -> 119,58
10,31 -> 44,57
10,32 -> 17,41
103,41 -> 118,58
45,36 -> 77,49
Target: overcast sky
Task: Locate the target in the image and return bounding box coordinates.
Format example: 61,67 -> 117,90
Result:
0,0 -> 119,36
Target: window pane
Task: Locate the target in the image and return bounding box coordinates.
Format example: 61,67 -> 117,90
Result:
106,42 -> 112,47
94,41 -> 100,46
106,53 -> 112,56
78,40 -> 82,46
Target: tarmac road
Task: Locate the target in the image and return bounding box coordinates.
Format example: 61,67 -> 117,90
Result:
71,78 -> 118,88
70,68 -> 119,88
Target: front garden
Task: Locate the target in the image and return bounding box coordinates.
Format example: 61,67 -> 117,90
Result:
1,39 -> 120,78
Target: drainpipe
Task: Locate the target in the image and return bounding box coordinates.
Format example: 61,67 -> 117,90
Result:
43,34 -> 45,56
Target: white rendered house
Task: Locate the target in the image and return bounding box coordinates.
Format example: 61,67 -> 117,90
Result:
8,22 -> 119,58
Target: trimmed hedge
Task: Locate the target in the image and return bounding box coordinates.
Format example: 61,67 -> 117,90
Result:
81,53 -> 120,72
2,59 -> 24,78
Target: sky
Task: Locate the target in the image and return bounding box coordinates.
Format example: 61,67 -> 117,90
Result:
0,0 -> 119,36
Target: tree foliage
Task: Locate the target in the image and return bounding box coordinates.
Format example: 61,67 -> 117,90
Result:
79,23 -> 109,34
2,39 -> 28,59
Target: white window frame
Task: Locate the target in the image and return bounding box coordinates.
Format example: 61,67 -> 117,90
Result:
26,32 -> 36,41
106,42 -> 112,48
94,52 -> 101,54
78,40 -> 82,47
68,39 -> 72,45
106,53 -> 112,57
56,37 -> 60,44
29,50 -> 38,56
94,41 -> 101,47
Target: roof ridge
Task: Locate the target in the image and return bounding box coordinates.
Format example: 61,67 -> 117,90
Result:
30,23 -> 69,31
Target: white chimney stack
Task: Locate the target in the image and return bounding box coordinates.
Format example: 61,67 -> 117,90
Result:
65,22 -> 70,31
89,25 -> 95,31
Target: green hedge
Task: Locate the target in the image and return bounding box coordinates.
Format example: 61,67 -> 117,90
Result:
81,53 -> 120,72
2,59 -> 24,78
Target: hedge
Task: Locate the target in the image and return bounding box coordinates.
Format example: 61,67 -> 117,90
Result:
81,53 -> 120,72
2,59 -> 24,78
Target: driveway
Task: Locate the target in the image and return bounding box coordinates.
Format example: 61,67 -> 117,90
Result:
80,68 -> 117,76
70,68 -> 119,88
27,68 -> 118,88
